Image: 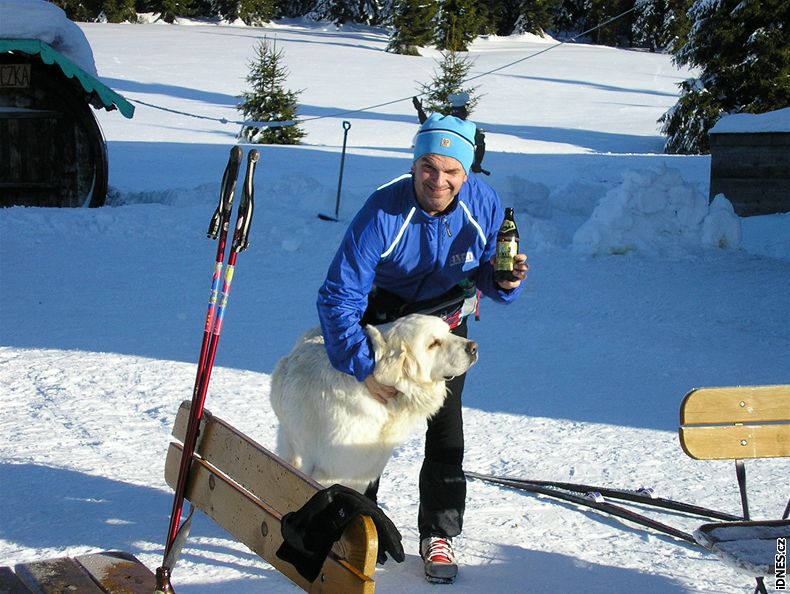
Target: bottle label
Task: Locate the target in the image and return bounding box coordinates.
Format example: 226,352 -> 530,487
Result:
499,220 -> 517,234
495,238 -> 518,271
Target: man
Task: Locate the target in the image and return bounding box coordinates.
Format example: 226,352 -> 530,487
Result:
316,113 -> 528,583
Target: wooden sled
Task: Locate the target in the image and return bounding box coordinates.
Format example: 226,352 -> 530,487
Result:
680,384 -> 790,594
164,400 -> 379,593
0,551 -> 155,594
693,519 -> 789,577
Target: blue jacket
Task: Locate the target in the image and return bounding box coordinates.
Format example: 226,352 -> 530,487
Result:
317,172 -> 521,381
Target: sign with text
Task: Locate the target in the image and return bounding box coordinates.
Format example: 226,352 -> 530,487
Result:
0,64 -> 31,88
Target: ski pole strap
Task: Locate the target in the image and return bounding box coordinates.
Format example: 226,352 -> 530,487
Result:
208,146 -> 243,240
232,149 -> 259,253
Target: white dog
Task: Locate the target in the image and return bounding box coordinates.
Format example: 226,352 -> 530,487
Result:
270,313 -> 479,493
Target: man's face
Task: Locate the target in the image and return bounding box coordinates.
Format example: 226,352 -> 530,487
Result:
411,154 -> 468,216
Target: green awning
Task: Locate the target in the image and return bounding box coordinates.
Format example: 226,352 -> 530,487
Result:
0,38 -> 134,119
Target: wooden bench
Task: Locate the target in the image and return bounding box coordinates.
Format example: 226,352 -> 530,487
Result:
164,401 -> 379,593
679,384 -> 790,593
0,551 -> 155,594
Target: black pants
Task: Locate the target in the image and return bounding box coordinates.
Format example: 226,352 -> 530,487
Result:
418,320 -> 468,539
362,296 -> 468,540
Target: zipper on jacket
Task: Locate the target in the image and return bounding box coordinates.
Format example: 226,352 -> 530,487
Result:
443,217 -> 452,237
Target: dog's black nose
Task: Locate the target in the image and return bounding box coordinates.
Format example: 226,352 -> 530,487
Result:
466,340 -> 478,356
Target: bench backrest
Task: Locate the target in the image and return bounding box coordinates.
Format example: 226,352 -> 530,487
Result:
679,385 -> 790,461
165,401 -> 378,593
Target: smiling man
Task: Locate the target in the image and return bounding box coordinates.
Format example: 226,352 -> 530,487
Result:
316,113 -> 528,584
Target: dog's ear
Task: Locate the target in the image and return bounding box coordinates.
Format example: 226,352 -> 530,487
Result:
367,325 -> 408,385
399,339 -> 431,385
365,324 -> 387,361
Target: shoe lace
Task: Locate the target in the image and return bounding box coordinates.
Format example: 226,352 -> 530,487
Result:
427,537 -> 455,564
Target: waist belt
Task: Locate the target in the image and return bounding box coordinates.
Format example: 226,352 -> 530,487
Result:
362,285 -> 477,329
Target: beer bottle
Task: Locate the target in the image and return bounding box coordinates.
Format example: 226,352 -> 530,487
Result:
154,567 -> 176,593
494,207 -> 519,283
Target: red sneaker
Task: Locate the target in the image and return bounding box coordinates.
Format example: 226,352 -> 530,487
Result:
420,536 -> 458,584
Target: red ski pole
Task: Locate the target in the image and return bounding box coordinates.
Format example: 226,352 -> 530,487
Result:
155,146 -> 253,592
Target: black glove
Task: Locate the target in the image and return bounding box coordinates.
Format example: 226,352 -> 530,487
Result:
277,484 -> 404,582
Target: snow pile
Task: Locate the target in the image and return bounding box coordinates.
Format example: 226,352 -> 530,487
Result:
572,165 -> 741,256
710,106 -> 790,134
0,0 -> 98,75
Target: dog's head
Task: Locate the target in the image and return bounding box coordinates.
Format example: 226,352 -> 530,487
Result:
366,313 -> 478,390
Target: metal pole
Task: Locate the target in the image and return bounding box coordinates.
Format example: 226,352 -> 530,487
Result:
319,121 -> 351,221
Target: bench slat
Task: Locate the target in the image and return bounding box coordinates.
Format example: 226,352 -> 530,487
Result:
680,385 -> 790,424
0,566 -> 34,594
74,552 -> 156,594
164,442 -> 376,594
679,385 -> 790,460
14,558 -> 105,594
171,401 -> 320,515
680,424 -> 790,460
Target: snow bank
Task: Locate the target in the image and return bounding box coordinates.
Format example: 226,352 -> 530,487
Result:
571,166 -> 741,257
0,0 -> 98,75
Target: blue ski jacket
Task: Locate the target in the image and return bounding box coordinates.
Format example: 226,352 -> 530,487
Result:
317,172 -> 522,381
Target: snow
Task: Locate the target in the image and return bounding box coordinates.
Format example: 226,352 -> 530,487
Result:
710,106 -> 790,134
1,5 -> 789,594
0,0 -> 98,75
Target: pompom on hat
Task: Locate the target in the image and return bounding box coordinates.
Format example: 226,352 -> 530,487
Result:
413,113 -> 476,174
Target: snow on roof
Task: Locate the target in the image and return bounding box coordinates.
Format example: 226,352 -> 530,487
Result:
0,0 -> 98,76
710,107 -> 790,134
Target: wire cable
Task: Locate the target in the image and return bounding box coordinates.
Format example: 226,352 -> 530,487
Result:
129,4 -> 643,127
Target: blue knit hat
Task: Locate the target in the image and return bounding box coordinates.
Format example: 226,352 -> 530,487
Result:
413,113 -> 476,173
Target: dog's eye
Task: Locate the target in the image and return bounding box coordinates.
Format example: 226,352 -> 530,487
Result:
428,339 -> 442,349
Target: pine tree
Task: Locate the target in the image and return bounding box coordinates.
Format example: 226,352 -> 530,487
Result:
213,0 -> 278,24
387,0 -> 439,55
631,0 -> 691,52
416,50 -> 480,115
659,0 -> 790,154
146,0 -> 198,22
512,0 -> 560,35
238,37 -> 306,144
308,0 -> 391,25
435,0 -> 482,51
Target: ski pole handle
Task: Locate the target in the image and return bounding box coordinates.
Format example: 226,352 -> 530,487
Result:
232,149 -> 259,253
208,146 -> 243,240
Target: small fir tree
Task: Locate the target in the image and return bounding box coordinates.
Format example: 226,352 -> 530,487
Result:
416,50 -> 479,115
238,37 -> 305,145
387,0 -> 438,56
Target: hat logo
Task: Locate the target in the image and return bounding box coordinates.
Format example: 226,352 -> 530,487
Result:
440,137 -> 451,148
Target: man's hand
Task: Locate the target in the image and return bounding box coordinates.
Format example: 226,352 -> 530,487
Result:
363,374 -> 398,404
495,253 -> 529,290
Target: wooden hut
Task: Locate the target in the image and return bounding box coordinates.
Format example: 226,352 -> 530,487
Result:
708,108 -> 790,217
0,39 -> 134,208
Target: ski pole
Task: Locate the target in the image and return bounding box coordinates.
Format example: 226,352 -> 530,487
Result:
155,146 -> 252,593
319,120 -> 351,221
468,473 -> 697,544
466,471 -> 741,521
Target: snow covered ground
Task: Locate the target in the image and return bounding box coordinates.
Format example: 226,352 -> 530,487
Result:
1,6 -> 789,593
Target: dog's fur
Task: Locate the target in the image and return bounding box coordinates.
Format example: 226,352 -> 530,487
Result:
270,313 -> 478,493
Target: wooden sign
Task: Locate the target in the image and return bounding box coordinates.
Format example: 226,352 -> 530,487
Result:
0,64 -> 30,88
